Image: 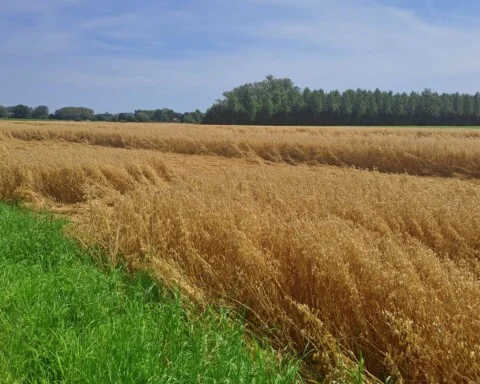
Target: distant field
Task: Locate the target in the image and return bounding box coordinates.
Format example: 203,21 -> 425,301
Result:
2,120 -> 480,178
1,121 -> 480,383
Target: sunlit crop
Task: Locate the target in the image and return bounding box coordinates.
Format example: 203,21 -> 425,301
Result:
1,121 -> 480,383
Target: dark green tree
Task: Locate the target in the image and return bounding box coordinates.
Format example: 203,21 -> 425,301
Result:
54,107 -> 94,121
134,111 -> 150,122
353,90 -> 367,123
452,93 -> 464,124
12,104 -> 31,119
340,90 -> 354,124
463,94 -> 474,125
32,105 -> 49,119
95,113 -> 115,122
474,93 -> 480,123
118,113 -> 136,122
364,92 -> 378,125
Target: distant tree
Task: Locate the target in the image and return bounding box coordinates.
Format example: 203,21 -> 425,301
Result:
118,113 -> 136,122
364,92 -> 378,125
352,90 -> 367,123
325,90 -> 341,122
6,77 -> 479,126
204,77 -> 480,126
373,89 -> 383,117
32,105 -> 49,119
463,94 -> 474,125
300,88 -> 314,124
134,111 -> 150,122
204,76 -> 303,125
392,93 -> 407,125
204,103 -> 229,124
95,112 -> 114,122
452,93 -> 464,125
153,109 -> 167,122
182,114 -> 197,124
182,109 -> 204,124
407,92 -> 419,124
12,104 -> 31,119
152,108 -> 179,122
440,94 -> 454,125
418,89 -> 440,125
381,91 -> 394,124
474,93 -> 480,124
193,109 -> 204,123
340,90 -> 354,124
54,107 -> 94,121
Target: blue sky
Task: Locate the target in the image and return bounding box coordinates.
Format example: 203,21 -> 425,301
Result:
1,0 -> 480,113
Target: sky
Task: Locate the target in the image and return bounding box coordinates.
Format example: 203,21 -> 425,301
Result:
1,0 -> 480,113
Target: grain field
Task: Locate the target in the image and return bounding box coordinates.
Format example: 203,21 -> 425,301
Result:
1,121 -> 480,383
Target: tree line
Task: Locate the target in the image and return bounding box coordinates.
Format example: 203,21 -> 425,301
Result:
0,105 -> 204,124
2,76 -> 480,126
203,76 -> 480,126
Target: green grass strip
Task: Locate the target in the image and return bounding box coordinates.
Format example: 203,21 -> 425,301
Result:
0,203 -> 300,383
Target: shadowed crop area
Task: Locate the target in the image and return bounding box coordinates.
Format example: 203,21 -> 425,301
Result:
1,121 -> 480,383
0,203 -> 300,383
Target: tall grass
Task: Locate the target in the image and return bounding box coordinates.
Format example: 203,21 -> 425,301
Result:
0,203 -> 300,383
1,122 -> 480,382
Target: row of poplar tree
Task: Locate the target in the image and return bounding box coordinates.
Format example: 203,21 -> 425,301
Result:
203,76 -> 480,126
2,76 -> 480,125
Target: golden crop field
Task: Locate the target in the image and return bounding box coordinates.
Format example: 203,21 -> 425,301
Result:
1,121 -> 480,383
